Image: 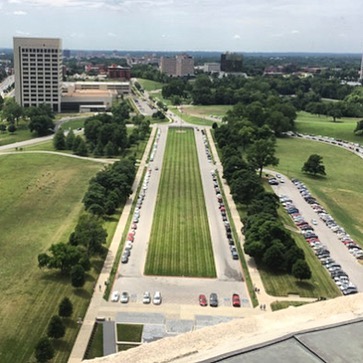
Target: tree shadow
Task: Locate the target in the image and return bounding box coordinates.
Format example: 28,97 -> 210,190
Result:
39,271 -> 70,285
73,288 -> 91,299
53,338 -> 72,353
295,280 -> 315,291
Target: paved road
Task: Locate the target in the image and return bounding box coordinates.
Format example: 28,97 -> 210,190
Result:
0,75 -> 14,97
269,173 -> 363,292
113,121 -> 248,306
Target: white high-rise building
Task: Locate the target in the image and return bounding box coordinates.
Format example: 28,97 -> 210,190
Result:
13,37 -> 62,112
160,55 -> 194,77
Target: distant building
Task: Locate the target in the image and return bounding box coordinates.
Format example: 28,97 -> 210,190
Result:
220,52 -> 243,73
61,81 -> 130,112
63,49 -> 71,58
203,62 -> 221,73
13,37 -> 62,112
160,55 -> 194,77
107,65 -> 131,80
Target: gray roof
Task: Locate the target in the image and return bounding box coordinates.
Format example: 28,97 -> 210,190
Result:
204,318 -> 363,363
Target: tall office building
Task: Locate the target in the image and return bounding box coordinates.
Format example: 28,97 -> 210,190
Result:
160,55 -> 194,77
220,52 -> 243,73
13,37 -> 62,112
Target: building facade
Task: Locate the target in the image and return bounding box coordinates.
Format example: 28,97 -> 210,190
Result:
220,52 -> 243,73
160,55 -> 194,77
13,37 -> 63,112
107,65 -> 131,80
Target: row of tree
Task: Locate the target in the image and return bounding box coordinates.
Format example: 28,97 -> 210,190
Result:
38,212 -> 108,287
83,157 -> 136,217
34,298 -> 73,362
214,121 -> 312,280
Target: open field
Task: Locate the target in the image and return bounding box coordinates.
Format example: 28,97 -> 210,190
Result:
0,122 -> 36,146
173,109 -> 215,126
137,79 -> 164,92
295,111 -> 361,144
61,118 -> 87,130
116,324 -> 143,342
181,105 -> 232,117
274,137 -> 363,246
145,128 -> 216,277
0,153 -> 107,363
270,300 -> 310,311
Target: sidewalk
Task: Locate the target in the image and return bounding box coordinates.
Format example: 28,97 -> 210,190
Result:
205,128 -> 316,312
68,126 -> 157,363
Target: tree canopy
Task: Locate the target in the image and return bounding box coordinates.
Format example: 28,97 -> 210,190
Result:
302,154 -> 326,176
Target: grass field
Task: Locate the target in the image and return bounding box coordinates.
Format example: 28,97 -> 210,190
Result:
137,79 -> 164,91
0,122 -> 36,146
173,109 -> 216,126
0,153 -> 109,363
61,118 -> 87,130
145,128 -> 216,277
181,105 -> 232,117
84,323 -> 104,359
116,324 -> 143,342
295,111 -> 361,144
273,137 -> 363,246
270,301 -> 310,311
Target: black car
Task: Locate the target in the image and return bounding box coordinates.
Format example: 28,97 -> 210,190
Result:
209,293 -> 218,307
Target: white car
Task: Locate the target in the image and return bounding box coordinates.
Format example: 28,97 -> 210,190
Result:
111,291 -> 120,302
143,291 -> 151,304
153,291 -> 162,305
120,292 -> 129,303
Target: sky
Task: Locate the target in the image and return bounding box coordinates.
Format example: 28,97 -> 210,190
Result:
0,0 -> 362,53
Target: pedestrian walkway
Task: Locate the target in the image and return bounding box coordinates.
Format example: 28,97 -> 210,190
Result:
68,126 -> 157,363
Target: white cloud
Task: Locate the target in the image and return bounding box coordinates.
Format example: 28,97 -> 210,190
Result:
291,30 -> 300,34
13,10 -> 27,15
107,32 -> 116,37
15,30 -> 30,35
233,34 -> 241,39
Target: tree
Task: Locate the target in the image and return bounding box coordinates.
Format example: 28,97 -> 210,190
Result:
7,124 -> 16,134
302,154 -> 326,176
28,115 -> 54,136
53,129 -> 66,150
262,242 -> 286,272
0,124 -> 6,133
354,120 -> 363,136
65,129 -> 76,149
71,264 -> 85,288
47,315 -> 65,339
2,98 -> 23,124
35,337 -> 54,363
292,259 -> 312,280
75,137 -> 88,156
58,297 -> 73,318
247,138 -> 279,177
327,103 -> 343,122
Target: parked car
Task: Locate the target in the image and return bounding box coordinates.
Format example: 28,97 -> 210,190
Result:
199,294 -> 207,307
209,293 -> 218,307
143,291 -> 151,304
232,293 -> 241,307
120,292 -> 129,303
153,291 -> 162,305
121,253 -> 129,264
111,291 -> 120,302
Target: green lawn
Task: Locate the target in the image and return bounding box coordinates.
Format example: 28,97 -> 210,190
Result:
0,122 -> 36,146
274,137 -> 363,246
182,105 -> 232,117
116,324 -> 143,342
295,111 -> 362,144
145,128 -> 216,277
84,322 -> 104,359
137,79 -> 164,92
173,109 -> 216,126
270,301 -> 310,311
0,153 -> 107,363
60,118 -> 87,130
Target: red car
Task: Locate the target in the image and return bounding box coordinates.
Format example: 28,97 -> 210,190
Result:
199,294 -> 207,306
232,293 -> 241,307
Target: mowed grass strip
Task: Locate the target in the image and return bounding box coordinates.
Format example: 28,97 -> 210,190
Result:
145,128 -> 216,277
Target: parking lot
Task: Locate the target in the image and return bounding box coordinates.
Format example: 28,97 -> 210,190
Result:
270,174 -> 363,293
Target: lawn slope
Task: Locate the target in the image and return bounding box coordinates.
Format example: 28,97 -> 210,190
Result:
0,154 -> 102,363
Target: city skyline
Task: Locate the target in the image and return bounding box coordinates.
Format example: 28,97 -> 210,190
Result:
0,0 -> 362,53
